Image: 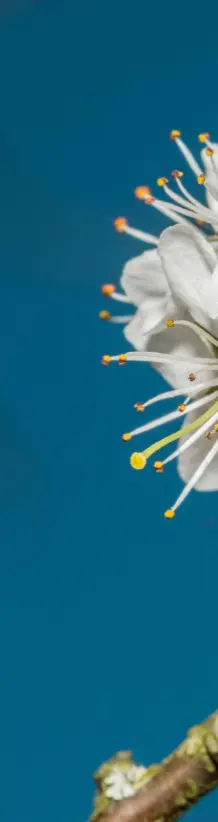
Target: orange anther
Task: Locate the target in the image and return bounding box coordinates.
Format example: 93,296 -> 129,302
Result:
134,403 -> 144,412
101,355 -> 111,365
99,310 -> 110,320
114,217 -> 127,233
119,354 -> 127,365
169,130 -> 181,141
171,169 -> 184,179
101,283 -> 115,296
197,174 -> 205,185
206,147 -> 214,156
164,509 -> 175,519
188,373 -> 196,382
166,319 -> 174,328
122,432 -> 131,442
195,219 -> 205,226
134,186 -> 154,203
154,460 -> 163,472
157,177 -> 168,187
178,404 -> 186,413
198,133 -> 210,143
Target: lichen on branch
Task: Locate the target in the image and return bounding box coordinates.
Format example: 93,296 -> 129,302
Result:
89,711 -> 218,822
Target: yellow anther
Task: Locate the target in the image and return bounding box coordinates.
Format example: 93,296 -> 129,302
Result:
164,509 -> 175,519
195,219 -> 205,226
154,460 -> 164,472
188,373 -> 196,382
119,353 -> 127,365
99,310 -> 110,320
134,402 -> 144,412
178,404 -> 186,413
171,169 -> 184,179
101,283 -> 115,296
206,147 -> 214,156
166,319 -> 174,328
122,432 -> 131,442
157,177 -> 168,187
130,452 -> 146,470
170,130 -> 181,141
214,424 -> 218,432
101,355 -> 111,365
198,132 -> 210,143
134,186 -> 155,204
197,174 -> 206,185
114,217 -> 128,233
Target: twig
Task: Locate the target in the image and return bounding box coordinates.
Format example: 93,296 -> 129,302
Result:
89,711 -> 218,822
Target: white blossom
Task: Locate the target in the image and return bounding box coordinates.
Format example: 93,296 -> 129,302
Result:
100,131 -> 218,516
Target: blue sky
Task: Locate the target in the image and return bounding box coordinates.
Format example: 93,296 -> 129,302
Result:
0,1 -> 217,821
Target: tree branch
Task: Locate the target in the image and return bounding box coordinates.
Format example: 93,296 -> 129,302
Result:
89,711 -> 218,822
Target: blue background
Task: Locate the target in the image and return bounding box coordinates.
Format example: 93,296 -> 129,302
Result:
0,1 -> 217,820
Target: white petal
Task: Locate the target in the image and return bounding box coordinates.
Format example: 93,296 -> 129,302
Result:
121,248 -> 169,308
123,294 -> 174,350
158,223 -> 218,325
147,316 -> 213,390
178,398 -> 218,491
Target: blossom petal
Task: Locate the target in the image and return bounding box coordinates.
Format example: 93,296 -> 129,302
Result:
158,224 -> 218,325
147,319 -> 213,390
121,248 -> 169,308
124,294 -> 175,350
178,400 -> 218,491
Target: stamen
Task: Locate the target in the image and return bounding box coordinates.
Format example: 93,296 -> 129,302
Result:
99,311 -> 133,323
162,411 -> 218,467
134,403 -> 144,412
170,132 -> 203,177
154,460 -> 164,472
111,292 -> 131,303
170,131 -> 181,140
101,284 -> 115,296
135,186 -> 218,227
114,216 -> 158,245
114,217 -> 128,232
130,399 -> 218,467
125,391 -> 218,440
109,350 -> 218,369
109,315 -> 133,324
170,435 -> 218,513
172,173 -> 213,217
160,178 -> 208,216
198,133 -> 211,143
138,379 -> 218,412
99,310 -> 110,320
101,355 -> 111,365
169,319 -> 218,351
134,186 -> 189,226
164,509 -> 175,519
118,354 -> 127,365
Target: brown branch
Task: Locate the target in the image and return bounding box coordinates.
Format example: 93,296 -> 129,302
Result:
89,711 -> 218,822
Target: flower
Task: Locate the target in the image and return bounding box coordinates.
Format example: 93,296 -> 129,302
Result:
100,131 -> 218,516
104,764 -> 147,801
